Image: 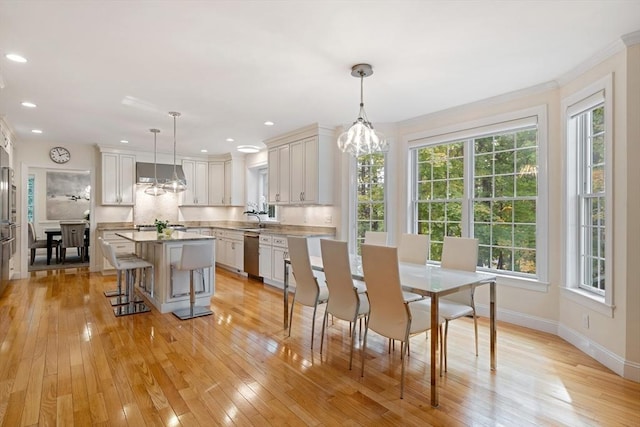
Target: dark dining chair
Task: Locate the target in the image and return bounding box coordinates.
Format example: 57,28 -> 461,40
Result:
59,222 -> 87,263
28,222 -> 57,265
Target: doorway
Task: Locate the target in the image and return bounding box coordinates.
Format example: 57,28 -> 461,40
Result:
26,167 -> 91,272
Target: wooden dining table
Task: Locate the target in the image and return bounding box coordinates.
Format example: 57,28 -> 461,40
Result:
44,227 -> 90,265
283,255 -> 497,408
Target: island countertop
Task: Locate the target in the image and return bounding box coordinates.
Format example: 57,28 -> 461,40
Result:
116,230 -> 215,242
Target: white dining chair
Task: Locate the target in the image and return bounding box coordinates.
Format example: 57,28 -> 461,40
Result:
439,236 -> 479,374
320,239 -> 369,369
287,236 -> 329,349
398,233 -> 430,265
360,243 -> 436,399
364,231 -> 388,246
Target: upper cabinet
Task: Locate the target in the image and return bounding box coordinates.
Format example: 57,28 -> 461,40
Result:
268,144 -> 290,204
101,151 -> 135,205
208,155 -> 245,206
181,159 -> 208,205
266,124 -> 334,205
208,161 -> 225,205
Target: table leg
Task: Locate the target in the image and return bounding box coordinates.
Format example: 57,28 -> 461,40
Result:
490,280 -> 497,370
46,234 -> 53,265
430,294 -> 439,407
283,261 -> 289,329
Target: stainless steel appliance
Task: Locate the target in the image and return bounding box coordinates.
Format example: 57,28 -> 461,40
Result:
0,146 -> 15,295
243,232 -> 260,278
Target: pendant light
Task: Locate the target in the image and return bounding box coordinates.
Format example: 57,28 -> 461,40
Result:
144,128 -> 166,196
163,111 -> 187,193
337,64 -> 388,156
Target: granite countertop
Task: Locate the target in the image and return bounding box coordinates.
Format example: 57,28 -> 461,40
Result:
116,230 -> 215,243
97,221 -> 335,238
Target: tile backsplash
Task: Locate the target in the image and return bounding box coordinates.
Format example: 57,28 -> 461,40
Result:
133,186 -> 180,224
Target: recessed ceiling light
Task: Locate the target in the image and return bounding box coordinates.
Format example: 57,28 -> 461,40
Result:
264,121 -> 274,126
237,145 -> 260,153
226,138 -> 234,142
120,140 -> 129,144
5,53 -> 27,63
21,101 -> 36,108
201,149 -> 208,153
31,129 -> 42,134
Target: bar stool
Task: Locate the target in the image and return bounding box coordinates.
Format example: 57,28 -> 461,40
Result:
171,243 -> 214,320
99,238 -> 153,316
100,238 -> 140,303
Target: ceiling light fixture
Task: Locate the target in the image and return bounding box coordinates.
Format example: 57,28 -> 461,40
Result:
264,121 -> 274,126
237,145 -> 260,154
120,139 -> 129,144
31,129 -> 42,134
163,111 -> 187,193
21,101 -> 36,108
337,63 -> 388,156
145,128 -> 166,196
226,138 -> 235,142
5,53 -> 27,63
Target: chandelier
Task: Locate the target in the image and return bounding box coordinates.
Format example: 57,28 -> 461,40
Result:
337,64 -> 388,156
163,111 -> 187,193
144,128 -> 166,196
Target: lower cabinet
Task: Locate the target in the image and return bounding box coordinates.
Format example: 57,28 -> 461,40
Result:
214,229 -> 244,272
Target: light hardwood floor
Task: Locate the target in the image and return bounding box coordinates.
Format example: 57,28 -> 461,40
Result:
1,267 -> 638,426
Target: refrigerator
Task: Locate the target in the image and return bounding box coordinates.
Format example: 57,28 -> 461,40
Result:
0,146 -> 15,296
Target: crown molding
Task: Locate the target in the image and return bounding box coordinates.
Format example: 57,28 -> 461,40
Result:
621,30 -> 640,46
398,80 -> 556,130
556,30 -> 640,86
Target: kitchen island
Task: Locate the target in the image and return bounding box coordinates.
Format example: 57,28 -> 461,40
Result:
116,230 -> 216,314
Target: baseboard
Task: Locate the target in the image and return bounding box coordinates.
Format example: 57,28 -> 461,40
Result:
476,303 -> 640,382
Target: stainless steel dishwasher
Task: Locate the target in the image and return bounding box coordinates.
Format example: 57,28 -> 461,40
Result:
243,232 -> 260,279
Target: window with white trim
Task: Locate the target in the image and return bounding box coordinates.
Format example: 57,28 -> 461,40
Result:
410,110 -> 546,280
564,78 -> 611,300
354,152 -> 386,254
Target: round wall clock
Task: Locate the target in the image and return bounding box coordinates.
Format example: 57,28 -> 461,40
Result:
49,146 -> 71,164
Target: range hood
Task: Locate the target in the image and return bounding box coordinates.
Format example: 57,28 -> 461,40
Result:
136,162 -> 186,185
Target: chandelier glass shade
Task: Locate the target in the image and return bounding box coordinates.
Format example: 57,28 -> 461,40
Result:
163,111 -> 187,193
337,64 -> 388,157
144,128 -> 166,196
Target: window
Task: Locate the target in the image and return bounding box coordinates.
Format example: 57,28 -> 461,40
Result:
257,167 -> 275,218
564,76 -> 612,303
27,175 -> 35,223
576,105 -> 605,294
410,109 -> 546,280
354,152 -> 386,254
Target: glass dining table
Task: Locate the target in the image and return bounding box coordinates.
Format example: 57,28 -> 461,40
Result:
283,255 -> 497,408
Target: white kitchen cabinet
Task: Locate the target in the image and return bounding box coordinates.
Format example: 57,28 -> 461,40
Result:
224,157 -> 245,206
265,124 -> 333,206
214,229 -> 244,271
181,159 -> 208,205
208,161 -> 225,205
258,234 -> 273,280
261,235 -> 296,289
101,152 -> 135,205
290,136 -> 330,204
268,145 -> 290,204
207,157 -> 245,206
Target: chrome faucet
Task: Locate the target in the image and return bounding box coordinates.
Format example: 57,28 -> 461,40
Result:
243,211 -> 264,227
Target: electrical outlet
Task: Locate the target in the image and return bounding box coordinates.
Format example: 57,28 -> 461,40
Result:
324,215 -> 332,224
582,313 -> 590,329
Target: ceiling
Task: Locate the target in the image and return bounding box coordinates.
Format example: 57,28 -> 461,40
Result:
1,1 -> 639,157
